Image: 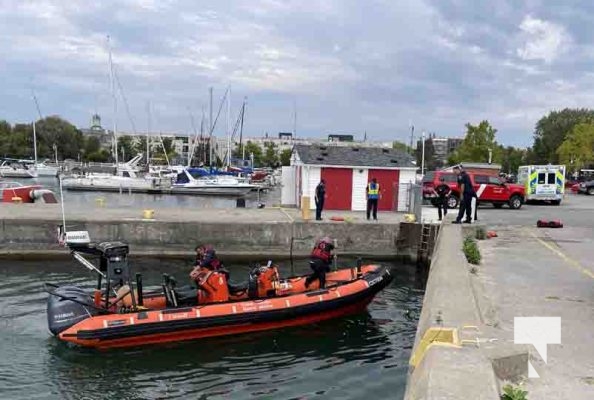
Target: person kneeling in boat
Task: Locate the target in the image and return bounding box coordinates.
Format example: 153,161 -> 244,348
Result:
190,244 -> 228,281
305,237 -> 334,289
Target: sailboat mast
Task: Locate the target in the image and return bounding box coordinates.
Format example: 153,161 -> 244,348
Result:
226,86 -> 231,168
146,101 -> 151,166
240,98 -> 246,161
32,120 -> 38,165
108,35 -> 118,165
209,87 -> 213,167
31,91 -> 43,167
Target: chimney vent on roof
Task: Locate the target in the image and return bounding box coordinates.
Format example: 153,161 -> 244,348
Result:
390,159 -> 398,163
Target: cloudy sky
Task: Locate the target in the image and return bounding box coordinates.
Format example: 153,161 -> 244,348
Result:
1,0 -> 592,147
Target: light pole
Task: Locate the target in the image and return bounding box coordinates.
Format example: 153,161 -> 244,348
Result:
421,131 -> 426,176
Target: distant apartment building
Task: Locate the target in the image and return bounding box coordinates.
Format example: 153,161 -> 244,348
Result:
416,134 -> 463,168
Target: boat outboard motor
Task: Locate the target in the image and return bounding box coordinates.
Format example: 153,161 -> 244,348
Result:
47,285 -> 99,336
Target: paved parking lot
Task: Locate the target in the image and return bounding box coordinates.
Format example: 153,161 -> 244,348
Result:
422,193 -> 594,228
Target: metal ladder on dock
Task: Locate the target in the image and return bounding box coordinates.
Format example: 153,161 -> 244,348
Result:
417,223 -> 438,265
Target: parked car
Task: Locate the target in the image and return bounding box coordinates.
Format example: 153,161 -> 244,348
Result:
422,170 -> 526,209
577,180 -> 594,195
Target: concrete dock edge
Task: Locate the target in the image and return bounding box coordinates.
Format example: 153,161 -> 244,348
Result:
404,224 -> 500,399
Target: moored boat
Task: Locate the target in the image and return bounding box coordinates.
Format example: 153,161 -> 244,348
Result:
45,231 -> 392,349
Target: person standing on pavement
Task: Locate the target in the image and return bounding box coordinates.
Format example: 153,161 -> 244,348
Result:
434,177 -> 451,221
366,178 -> 380,220
452,165 -> 475,224
314,179 -> 326,221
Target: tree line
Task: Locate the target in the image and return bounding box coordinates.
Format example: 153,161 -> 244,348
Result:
0,115 -> 292,168
392,108 -> 594,176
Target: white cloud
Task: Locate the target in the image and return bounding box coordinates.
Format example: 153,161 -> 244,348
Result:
516,15 -> 570,63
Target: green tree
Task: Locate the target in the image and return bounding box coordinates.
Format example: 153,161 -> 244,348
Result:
242,141 -> 263,167
8,123 -> 34,159
499,146 -> 527,175
153,137 -> 177,162
0,120 -> 11,157
280,148 -> 292,166
35,116 -> 84,160
532,108 -> 594,164
449,120 -> 498,164
557,123 -> 594,172
262,142 -> 279,167
117,135 -> 135,162
392,140 -> 413,154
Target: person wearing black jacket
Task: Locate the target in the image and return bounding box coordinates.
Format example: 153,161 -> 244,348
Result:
314,179 -> 326,221
452,166 -> 476,224
434,177 -> 451,221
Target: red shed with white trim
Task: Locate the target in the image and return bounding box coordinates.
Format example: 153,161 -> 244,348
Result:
281,144 -> 417,212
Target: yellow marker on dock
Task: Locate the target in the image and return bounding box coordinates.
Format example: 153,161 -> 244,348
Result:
96,198 -> 105,207
143,209 -> 154,219
11,197 -> 22,204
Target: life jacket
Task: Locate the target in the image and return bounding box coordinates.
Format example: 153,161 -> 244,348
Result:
367,182 -> 380,199
311,241 -> 332,263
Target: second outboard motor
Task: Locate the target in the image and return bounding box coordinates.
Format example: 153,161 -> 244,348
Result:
47,286 -> 99,336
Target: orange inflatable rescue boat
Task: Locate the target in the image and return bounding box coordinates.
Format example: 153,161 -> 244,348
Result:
45,230 -> 392,349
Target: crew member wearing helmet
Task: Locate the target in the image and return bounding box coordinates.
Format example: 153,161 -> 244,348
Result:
190,244 -> 224,280
305,237 -> 335,289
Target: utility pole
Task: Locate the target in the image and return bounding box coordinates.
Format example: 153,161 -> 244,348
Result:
421,131 -> 426,176
293,98 -> 297,139
409,122 -> 415,156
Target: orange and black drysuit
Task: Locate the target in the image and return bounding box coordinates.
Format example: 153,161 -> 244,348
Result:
305,239 -> 334,289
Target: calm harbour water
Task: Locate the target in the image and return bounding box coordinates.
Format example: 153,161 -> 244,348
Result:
0,258 -> 425,400
33,177 -> 280,209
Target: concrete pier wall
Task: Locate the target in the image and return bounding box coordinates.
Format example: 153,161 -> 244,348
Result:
0,205 -> 417,261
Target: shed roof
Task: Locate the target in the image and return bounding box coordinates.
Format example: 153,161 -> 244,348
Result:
294,144 -> 416,168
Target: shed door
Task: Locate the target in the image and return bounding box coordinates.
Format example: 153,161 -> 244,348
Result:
368,169 -> 400,211
321,168 -> 353,210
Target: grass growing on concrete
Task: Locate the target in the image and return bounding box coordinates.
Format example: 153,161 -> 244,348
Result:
463,236 -> 481,265
501,384 -> 528,400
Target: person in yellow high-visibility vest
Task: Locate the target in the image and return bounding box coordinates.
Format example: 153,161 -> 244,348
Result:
366,178 -> 380,220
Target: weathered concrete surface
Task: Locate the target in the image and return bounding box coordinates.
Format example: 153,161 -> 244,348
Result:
407,194 -> 594,399
477,226 -> 594,399
0,204 -> 407,260
404,221 -> 500,399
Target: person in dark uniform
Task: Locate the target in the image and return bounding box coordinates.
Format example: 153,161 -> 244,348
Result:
434,177 -> 451,221
314,179 -> 326,221
452,166 -> 475,224
366,178 -> 380,220
305,237 -> 335,289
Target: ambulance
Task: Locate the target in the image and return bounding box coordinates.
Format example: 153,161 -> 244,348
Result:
517,165 -> 565,205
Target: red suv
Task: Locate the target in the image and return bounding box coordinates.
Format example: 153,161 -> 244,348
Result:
422,170 -> 525,209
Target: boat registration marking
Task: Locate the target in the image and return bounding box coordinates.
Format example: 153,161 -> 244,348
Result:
318,295 -> 323,302
129,317 -> 134,325
103,320 -> 108,328
232,306 -> 237,314
285,300 -> 291,307
159,313 -> 163,322
195,309 -> 201,318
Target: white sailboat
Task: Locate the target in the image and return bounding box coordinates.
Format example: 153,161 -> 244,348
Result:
0,160 -> 38,178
